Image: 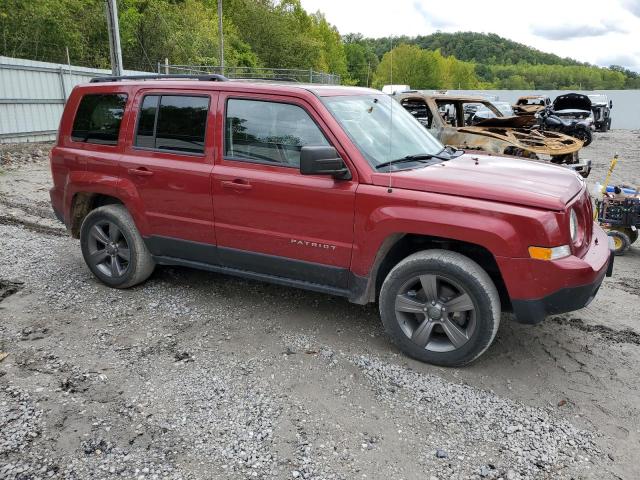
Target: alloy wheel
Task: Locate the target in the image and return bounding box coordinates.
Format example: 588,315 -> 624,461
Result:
86,221 -> 131,278
394,274 -> 477,353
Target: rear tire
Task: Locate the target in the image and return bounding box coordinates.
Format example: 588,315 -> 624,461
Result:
80,205 -> 155,288
379,250 -> 501,367
608,230 -> 631,256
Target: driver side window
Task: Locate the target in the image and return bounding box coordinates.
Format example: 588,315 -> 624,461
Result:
224,99 -> 329,168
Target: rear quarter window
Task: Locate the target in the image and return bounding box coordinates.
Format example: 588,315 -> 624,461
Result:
71,93 -> 127,145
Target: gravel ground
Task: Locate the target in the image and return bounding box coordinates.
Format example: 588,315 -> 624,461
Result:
1,130 -> 640,479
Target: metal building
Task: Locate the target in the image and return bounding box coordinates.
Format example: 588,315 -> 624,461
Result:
0,56 -> 147,143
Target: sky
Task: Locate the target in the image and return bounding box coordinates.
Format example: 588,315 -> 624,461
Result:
299,0 -> 640,72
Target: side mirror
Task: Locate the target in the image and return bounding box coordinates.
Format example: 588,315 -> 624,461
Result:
609,100 -> 613,109
300,146 -> 351,180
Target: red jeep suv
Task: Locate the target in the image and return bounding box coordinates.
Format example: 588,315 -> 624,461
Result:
49,75 -> 613,366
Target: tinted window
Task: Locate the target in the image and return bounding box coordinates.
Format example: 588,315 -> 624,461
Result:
225,99 -> 329,167
71,94 -> 127,145
134,95 -> 209,154
135,95 -> 159,148
156,96 -> 209,154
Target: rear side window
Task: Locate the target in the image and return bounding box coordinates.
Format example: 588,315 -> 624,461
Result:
225,98 -> 329,167
134,95 -> 209,154
71,94 -> 127,145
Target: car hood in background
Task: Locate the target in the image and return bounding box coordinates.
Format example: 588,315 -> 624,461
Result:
371,153 -> 583,211
553,93 -> 592,112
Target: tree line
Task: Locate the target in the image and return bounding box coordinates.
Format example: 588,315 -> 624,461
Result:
1,1 -> 638,89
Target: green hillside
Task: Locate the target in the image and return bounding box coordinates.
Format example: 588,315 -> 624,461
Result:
350,32 -> 640,89
363,32 -> 586,67
1,1 -> 638,89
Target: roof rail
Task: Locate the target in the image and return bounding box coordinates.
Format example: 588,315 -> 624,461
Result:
90,74 -> 229,83
232,76 -> 300,83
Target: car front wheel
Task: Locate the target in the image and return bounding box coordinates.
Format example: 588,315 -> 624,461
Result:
379,250 -> 501,367
80,204 -> 155,288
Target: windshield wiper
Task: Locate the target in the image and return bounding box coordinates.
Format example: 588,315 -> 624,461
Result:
375,154 -> 437,170
375,147 -> 463,170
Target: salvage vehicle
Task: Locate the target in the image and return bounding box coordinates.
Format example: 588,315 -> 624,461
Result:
537,102 -> 593,146
49,75 -> 613,367
394,92 -> 591,177
512,95 -> 550,116
588,94 -> 613,132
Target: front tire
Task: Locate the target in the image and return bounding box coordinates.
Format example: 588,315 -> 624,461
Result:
379,250 -> 501,367
80,205 -> 155,288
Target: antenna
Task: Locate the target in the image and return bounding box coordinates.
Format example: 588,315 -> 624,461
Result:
387,36 -> 394,194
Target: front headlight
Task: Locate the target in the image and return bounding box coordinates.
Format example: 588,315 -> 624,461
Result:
569,209 -> 578,243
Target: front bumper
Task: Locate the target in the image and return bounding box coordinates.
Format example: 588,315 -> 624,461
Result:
500,224 -> 614,324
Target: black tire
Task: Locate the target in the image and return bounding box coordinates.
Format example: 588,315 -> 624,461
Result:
80,205 -> 155,288
379,250 -> 501,367
604,118 -> 611,132
573,126 -> 592,146
625,228 -> 638,245
608,230 -> 630,256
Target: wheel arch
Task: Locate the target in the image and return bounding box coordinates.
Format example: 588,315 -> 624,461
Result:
69,192 -> 124,238
351,233 -> 510,310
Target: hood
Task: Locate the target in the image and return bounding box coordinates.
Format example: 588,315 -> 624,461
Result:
371,153 -> 583,211
553,93 -> 591,112
455,126 -> 582,156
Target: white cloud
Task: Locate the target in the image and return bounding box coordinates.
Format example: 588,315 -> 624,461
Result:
300,0 -> 640,72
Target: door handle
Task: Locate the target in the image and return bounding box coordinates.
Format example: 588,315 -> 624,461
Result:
221,179 -> 252,191
128,167 -> 154,177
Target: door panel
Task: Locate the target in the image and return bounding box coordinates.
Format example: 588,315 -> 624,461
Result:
212,93 -> 357,282
120,90 -> 217,244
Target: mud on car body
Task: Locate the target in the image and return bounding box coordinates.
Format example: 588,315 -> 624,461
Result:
50,75 -> 613,366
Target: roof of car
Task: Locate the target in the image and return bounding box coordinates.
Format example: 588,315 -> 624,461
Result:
395,92 -> 493,103
79,78 -> 379,98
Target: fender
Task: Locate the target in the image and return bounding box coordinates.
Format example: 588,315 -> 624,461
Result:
64,171 -> 149,235
354,188 -> 558,272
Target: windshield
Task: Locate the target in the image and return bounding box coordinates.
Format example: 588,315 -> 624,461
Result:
322,94 -> 443,169
588,94 -> 607,103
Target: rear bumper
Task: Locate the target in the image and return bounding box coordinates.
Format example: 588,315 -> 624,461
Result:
500,224 -> 614,324
49,187 -> 65,225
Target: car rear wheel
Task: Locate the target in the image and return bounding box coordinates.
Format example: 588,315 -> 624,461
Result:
379,250 -> 501,367
80,205 -> 155,288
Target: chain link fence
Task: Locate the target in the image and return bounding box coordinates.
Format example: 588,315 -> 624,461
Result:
159,63 -> 341,85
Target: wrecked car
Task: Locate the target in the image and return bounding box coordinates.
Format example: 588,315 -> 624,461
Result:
537,94 -> 593,146
551,93 -> 593,125
512,95 -> 550,116
394,93 -> 591,177
588,94 -> 613,132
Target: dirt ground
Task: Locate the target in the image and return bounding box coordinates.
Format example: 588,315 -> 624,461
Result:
1,130 -> 639,480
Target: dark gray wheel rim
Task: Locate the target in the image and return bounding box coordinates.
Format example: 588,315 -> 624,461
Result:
394,274 -> 477,353
87,221 -> 131,278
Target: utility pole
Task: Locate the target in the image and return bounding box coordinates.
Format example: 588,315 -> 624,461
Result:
105,0 -> 123,76
218,0 -> 224,74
